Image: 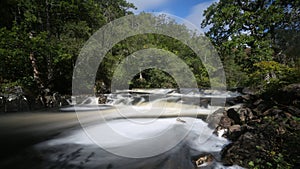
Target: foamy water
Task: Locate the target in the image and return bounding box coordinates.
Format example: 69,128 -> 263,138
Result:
36,112 -> 243,168
44,90 -> 243,168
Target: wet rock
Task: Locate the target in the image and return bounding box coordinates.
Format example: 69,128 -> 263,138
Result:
262,108 -> 282,116
253,102 -> 270,115
200,98 -> 210,108
221,132 -> 261,166
227,125 -> 243,141
176,117 -> 186,123
253,98 -> 264,106
227,108 -> 241,124
231,96 -> 242,105
219,84 -> 300,168
226,103 -> 243,110
206,108 -> 225,129
214,126 -> 228,137
238,107 -> 253,123
219,116 -> 232,128
225,98 -> 238,106
192,154 -> 214,168
203,90 -> 222,95
233,94 -> 251,104
98,94 -> 107,104
229,125 -> 241,133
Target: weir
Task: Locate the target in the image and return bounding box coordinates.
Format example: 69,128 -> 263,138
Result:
60,88 -> 239,118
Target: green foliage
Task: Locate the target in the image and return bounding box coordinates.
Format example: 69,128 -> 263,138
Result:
202,0 -> 300,88
129,69 -> 178,89
0,81 -> 21,93
96,14 -> 215,90
248,61 -> 298,92
248,153 -> 292,169
0,0 -> 135,95
223,55 -> 249,88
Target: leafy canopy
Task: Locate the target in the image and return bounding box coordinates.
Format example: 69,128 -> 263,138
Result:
201,0 -> 300,87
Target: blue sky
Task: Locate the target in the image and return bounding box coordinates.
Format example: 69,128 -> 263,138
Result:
126,0 -> 217,31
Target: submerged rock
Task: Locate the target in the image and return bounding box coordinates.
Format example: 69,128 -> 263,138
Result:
192,153 -> 214,168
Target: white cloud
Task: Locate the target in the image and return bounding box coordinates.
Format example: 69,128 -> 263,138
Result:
127,0 -> 170,12
185,0 -> 217,32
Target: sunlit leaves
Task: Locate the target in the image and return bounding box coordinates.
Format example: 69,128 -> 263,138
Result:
201,0 -> 300,87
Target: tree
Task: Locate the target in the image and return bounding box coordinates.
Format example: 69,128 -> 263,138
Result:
94,13 -> 215,91
0,0 -> 135,95
201,0 -> 300,87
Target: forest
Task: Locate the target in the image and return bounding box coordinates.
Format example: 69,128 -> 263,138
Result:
0,0 -> 299,97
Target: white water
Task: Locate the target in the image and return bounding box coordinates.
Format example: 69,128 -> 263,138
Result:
60,88 -> 239,112
37,116 -> 243,168
46,117 -> 225,153
47,89 -> 243,168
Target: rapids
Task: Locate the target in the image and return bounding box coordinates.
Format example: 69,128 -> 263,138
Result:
33,89 -> 243,168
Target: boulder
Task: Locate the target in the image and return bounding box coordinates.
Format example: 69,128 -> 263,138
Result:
219,84 -> 300,168
226,125 -> 243,141
98,94 -> 107,104
262,108 -> 282,116
235,95 -> 251,103
206,108 -> 225,129
214,126 -> 228,137
253,98 -> 264,106
253,102 -> 270,115
285,106 -> 300,117
227,108 -> 241,124
229,125 -> 241,133
219,116 -> 232,128
192,153 -> 214,168
221,132 -> 264,166
242,87 -> 258,95
200,98 -> 210,108
238,107 -> 253,123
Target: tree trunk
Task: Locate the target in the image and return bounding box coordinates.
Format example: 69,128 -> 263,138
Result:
30,52 -> 44,90
45,0 -> 53,89
139,68 -> 143,79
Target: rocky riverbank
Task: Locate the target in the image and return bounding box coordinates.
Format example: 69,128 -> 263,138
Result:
214,84 -> 300,168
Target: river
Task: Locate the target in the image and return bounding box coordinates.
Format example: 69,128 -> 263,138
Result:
0,89 -> 243,169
